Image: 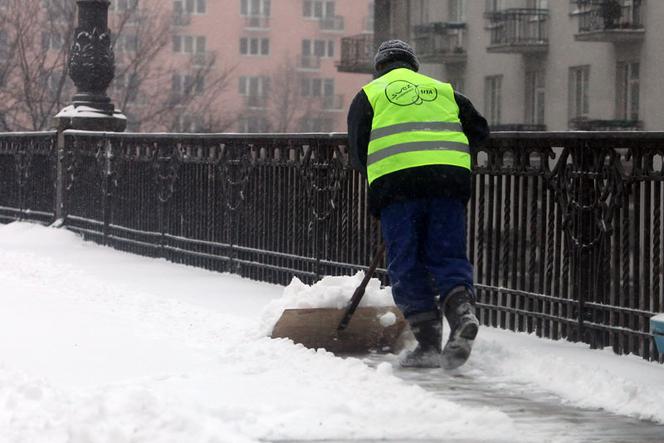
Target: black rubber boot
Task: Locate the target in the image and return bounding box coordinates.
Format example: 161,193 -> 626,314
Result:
441,286 -> 479,370
400,311 -> 442,368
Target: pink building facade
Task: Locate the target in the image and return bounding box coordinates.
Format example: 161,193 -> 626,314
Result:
163,0 -> 374,133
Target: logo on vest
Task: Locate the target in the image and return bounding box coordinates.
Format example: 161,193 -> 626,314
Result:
385,80 -> 438,106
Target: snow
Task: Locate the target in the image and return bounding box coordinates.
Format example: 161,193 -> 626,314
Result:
258,272 -> 394,336
653,313 -> 664,322
1,221 -> 663,442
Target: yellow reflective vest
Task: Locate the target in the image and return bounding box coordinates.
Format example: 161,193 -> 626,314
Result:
362,68 -> 470,185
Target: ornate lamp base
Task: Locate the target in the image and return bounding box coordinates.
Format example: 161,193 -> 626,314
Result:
53,105 -> 127,132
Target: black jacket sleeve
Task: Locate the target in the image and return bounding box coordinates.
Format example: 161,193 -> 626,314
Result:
454,92 -> 490,147
346,89 -> 373,175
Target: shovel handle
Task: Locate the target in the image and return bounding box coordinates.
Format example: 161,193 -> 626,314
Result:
337,243 -> 386,332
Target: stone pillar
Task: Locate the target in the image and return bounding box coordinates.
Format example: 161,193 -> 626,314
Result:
54,0 -> 126,132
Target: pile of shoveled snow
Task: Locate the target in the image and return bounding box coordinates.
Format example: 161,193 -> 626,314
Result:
258,273 -> 396,336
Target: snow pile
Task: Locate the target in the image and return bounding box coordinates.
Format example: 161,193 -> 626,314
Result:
0,222 -> 517,442
259,272 -> 395,336
470,331 -> 664,424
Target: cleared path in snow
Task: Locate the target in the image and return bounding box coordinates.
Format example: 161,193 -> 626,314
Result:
1,222 -> 663,443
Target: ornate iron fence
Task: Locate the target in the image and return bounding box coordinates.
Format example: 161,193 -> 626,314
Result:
0,132 -> 57,224
0,130 -> 662,362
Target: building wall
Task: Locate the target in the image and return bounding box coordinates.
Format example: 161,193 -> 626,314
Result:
117,0 -> 373,132
381,0 -> 659,131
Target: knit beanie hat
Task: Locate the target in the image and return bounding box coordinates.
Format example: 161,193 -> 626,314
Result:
373,39 -> 420,72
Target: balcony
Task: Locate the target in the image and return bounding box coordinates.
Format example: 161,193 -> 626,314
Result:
244,15 -> 270,30
244,95 -> 268,110
574,1 -> 644,42
570,118 -> 642,131
319,15 -> 344,32
485,8 -> 549,54
413,22 -> 467,64
336,34 -> 373,74
297,54 -> 321,71
321,95 -> 344,111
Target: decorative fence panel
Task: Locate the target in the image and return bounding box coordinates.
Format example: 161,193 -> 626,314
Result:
0,132 -> 57,224
0,130 -> 662,362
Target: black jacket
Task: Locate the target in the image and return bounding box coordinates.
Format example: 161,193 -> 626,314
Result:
347,66 -> 489,217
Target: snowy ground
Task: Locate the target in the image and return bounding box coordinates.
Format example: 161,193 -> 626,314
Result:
1,222 -> 663,443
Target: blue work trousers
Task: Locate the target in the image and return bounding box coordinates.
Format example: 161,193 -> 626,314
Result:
380,197 -> 473,318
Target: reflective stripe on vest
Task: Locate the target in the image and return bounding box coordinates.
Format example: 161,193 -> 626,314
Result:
362,68 -> 470,185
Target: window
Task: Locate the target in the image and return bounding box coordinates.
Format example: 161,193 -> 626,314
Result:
616,61 -> 639,121
301,39 -> 335,58
240,37 -> 270,55
172,73 -> 204,96
238,116 -> 270,133
44,70 -> 65,99
42,32 -> 63,51
485,0 -> 502,13
300,77 -> 335,97
111,0 -> 139,11
484,75 -> 502,126
175,114 -> 205,132
241,0 -> 271,16
239,76 -> 270,98
526,0 -> 547,9
525,70 -> 545,125
173,0 -> 206,14
303,0 -> 335,18
173,35 -> 206,53
568,65 -> 590,121
299,117 -> 333,132
448,0 -> 465,22
115,34 -> 139,52
114,72 -> 140,103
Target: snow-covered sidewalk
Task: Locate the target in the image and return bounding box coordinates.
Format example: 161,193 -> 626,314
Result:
0,222 -> 663,443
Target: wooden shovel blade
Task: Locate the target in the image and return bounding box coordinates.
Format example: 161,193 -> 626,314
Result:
270,306 -> 408,354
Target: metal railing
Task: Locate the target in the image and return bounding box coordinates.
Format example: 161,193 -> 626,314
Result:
576,0 -> 643,33
337,34 -> 373,74
570,118 -> 643,131
1,130 -> 662,362
413,22 -> 467,62
486,8 -> 549,50
0,132 -> 57,224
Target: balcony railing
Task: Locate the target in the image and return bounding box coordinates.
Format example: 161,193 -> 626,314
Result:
486,8 -> 549,54
491,124 -> 547,131
574,1 -> 644,42
336,34 -> 373,74
244,15 -> 270,30
319,15 -> 344,32
413,22 -> 467,64
2,130 -> 663,363
570,118 -> 643,131
297,54 -> 321,71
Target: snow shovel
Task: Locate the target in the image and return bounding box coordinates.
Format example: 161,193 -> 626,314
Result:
271,244 -> 408,354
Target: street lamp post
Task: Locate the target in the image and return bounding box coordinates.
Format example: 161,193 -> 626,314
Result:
54,0 -> 126,132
